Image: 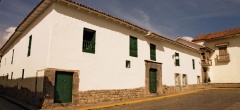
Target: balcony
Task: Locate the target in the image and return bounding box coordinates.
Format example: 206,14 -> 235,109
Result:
217,53 -> 230,62
82,40 -> 95,53
201,59 -> 212,66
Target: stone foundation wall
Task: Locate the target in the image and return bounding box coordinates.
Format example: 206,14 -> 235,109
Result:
163,84 -> 210,94
77,87 -> 145,106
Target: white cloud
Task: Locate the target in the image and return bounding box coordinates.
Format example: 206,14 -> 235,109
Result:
180,36 -> 194,41
0,27 -> 16,48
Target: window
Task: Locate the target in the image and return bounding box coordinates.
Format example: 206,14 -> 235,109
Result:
11,49 -> 14,64
129,36 -> 138,57
150,44 -> 156,61
197,76 -> 200,84
82,28 -> 96,54
22,69 -> 24,79
11,72 -> 13,80
192,59 -> 195,69
219,47 -> 227,55
175,73 -> 181,86
0,56 -> 2,67
182,74 -> 187,86
126,60 -> 130,68
27,35 -> 32,57
175,52 -> 180,66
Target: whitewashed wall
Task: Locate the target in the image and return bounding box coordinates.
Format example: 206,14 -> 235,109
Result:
202,37 -> 240,83
0,2 -> 202,92
0,4 -> 54,92
47,2 -> 201,91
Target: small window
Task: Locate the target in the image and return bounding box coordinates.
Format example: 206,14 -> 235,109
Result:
175,52 -> 180,66
82,28 -> 96,54
22,69 -> 24,79
219,47 -> 227,55
11,49 -> 14,64
175,73 -> 181,86
27,35 -> 32,57
182,74 -> 187,86
192,59 -> 195,69
150,44 -> 156,61
130,36 -> 138,57
126,60 -> 130,68
197,76 -> 201,84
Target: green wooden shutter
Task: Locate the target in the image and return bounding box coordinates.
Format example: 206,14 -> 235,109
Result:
150,44 -> 156,61
130,36 -> 138,57
11,49 -> 14,64
82,28 -> 96,54
175,52 -> 180,66
27,35 -> 32,57
192,59 -> 195,69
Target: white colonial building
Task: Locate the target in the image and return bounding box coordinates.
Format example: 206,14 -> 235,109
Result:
2,0 -> 236,108
193,28 -> 240,83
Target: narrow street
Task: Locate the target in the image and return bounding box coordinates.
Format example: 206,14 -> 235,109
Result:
99,89 -> 240,110
0,96 -> 25,110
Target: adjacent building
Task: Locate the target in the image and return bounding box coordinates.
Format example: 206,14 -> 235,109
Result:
193,28 -> 240,83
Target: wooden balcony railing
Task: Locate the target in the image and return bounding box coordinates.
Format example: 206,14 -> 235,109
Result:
201,59 -> 212,66
82,40 -> 95,53
217,53 -> 230,62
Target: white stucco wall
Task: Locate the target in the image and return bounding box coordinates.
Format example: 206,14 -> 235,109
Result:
46,2 -> 201,91
0,4 -> 54,91
203,37 -> 240,83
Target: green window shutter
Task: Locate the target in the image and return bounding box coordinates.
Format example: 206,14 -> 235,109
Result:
175,52 -> 180,66
150,44 -> 156,61
130,36 -> 138,57
82,28 -> 96,54
27,35 -> 32,57
11,49 -> 14,64
192,59 -> 195,69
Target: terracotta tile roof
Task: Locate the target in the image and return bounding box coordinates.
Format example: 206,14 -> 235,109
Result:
193,28 -> 240,41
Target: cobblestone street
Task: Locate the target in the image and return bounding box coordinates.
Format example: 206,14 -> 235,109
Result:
99,89 -> 240,110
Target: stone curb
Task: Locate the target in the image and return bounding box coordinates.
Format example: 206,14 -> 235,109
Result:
0,94 -> 38,110
78,88 -> 240,110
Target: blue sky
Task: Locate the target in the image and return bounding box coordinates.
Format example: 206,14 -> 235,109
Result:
0,0 -> 240,47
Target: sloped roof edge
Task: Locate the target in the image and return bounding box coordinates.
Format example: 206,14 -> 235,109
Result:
0,0 -> 200,54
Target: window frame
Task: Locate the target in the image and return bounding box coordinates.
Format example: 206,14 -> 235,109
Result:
175,52 -> 180,66
27,35 -> 32,57
175,73 -> 181,86
150,43 -> 156,61
192,59 -> 195,69
129,36 -> 138,57
182,74 -> 187,86
82,28 -> 96,54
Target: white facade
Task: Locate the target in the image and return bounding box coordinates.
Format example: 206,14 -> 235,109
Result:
195,36 -> 240,83
0,1 -> 201,92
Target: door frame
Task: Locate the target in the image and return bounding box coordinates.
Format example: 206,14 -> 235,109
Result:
42,68 -> 79,108
145,60 -> 162,95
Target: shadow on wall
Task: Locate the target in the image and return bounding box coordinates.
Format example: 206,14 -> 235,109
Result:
0,75 -> 53,108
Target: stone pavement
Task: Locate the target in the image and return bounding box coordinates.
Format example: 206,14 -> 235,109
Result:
0,94 -> 38,110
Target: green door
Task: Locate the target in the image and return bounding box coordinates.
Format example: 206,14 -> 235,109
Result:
149,69 -> 157,93
54,71 -> 73,103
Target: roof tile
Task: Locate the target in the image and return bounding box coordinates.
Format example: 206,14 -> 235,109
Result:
193,28 -> 240,41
